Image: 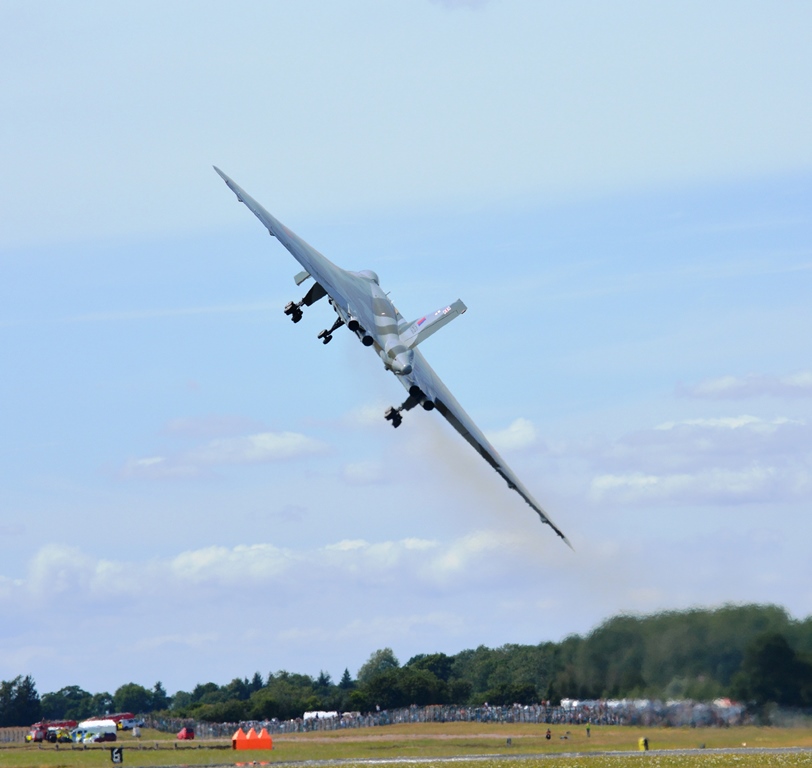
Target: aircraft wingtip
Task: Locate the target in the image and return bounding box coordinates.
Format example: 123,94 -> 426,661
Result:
536,508 -> 573,550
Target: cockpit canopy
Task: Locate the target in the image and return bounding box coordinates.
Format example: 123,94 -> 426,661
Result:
357,269 -> 380,285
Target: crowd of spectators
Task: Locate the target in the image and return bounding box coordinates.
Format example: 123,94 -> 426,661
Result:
147,697 -> 747,738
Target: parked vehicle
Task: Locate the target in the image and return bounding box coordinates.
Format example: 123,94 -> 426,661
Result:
72,719 -> 117,743
177,727 -> 195,740
46,728 -> 72,743
26,721 -> 78,743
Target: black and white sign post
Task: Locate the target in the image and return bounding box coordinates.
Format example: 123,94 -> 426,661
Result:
110,747 -> 124,764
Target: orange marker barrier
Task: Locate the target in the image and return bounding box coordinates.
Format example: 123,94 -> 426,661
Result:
232,726 -> 273,750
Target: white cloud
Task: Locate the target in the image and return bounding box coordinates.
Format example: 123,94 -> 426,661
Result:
2,533 -> 514,608
655,415 -> 799,432
5,525 -> 811,694
325,539 -> 369,552
122,430 -> 328,479
486,417 -> 538,452
193,432 -> 327,464
170,543 -> 296,585
570,412 -> 812,506
681,372 -> 812,399
121,455 -> 200,479
27,545 -> 96,598
590,465 -> 800,504
421,530 -> 536,582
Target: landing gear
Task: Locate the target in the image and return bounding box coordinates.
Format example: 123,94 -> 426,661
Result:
284,282 -> 327,324
384,386 -> 428,428
317,317 -> 345,345
284,301 -> 303,323
384,407 -> 403,428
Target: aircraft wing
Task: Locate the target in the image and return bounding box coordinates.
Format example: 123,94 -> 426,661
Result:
214,166 -> 570,547
213,166 -> 346,302
406,350 -> 572,548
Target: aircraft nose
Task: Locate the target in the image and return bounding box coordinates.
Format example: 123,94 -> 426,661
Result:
392,351 -> 413,375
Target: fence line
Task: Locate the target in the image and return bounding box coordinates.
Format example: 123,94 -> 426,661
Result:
146,698 -> 748,738
0,728 -> 28,743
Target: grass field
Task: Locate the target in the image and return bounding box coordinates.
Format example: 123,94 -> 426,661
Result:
1,723 -> 811,768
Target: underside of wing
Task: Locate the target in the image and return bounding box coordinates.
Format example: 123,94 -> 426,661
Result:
213,167 -> 345,301
407,350 -> 572,548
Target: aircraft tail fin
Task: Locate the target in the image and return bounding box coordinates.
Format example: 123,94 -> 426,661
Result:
400,299 -> 467,349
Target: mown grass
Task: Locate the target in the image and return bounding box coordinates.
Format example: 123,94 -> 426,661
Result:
1,723 -> 811,768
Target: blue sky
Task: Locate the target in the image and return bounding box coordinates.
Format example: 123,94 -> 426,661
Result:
2,0 -> 812,697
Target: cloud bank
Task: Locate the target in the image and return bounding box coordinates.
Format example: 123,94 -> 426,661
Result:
680,372 -> 812,399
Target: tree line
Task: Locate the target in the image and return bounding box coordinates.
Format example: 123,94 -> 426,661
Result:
4,603 -> 812,727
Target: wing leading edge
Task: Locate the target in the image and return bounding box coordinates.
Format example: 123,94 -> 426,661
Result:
213,166 -> 344,300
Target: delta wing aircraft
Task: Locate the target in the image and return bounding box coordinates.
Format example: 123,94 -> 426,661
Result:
214,167 -> 570,547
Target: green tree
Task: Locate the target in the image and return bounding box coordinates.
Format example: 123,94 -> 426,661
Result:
0,675 -> 41,726
190,682 -> 221,703
339,668 -> 354,689
397,667 -> 446,705
407,653 -> 454,682
358,669 -> 402,710
41,686 -> 94,720
151,681 -> 170,711
732,633 -> 812,707
222,678 -> 251,701
113,683 -> 152,714
357,648 -> 399,683
170,690 -> 192,711
249,672 -> 264,693
196,699 -> 249,722
481,682 -> 538,706
90,692 -> 113,716
248,673 -> 321,720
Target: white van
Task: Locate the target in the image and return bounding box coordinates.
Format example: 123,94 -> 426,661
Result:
72,719 -> 117,743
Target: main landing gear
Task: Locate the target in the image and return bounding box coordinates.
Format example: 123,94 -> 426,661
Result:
284,282 -> 327,324
317,317 -> 345,345
284,301 -> 304,323
384,386 -> 433,428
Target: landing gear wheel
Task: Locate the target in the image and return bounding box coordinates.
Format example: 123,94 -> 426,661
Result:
384,407 -> 402,428
383,386 -> 427,429
284,301 -> 304,323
